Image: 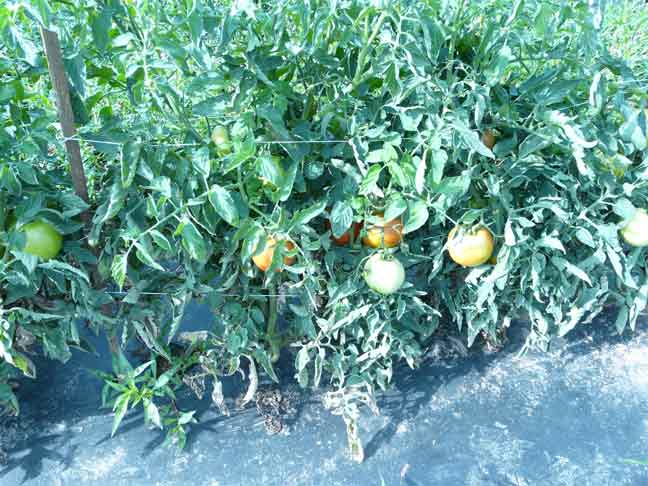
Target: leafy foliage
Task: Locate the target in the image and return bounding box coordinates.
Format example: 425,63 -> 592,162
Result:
1,0 -> 647,459
603,0 -> 648,80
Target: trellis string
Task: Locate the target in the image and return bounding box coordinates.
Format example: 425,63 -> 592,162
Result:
61,135 -> 352,147
106,290 -> 295,297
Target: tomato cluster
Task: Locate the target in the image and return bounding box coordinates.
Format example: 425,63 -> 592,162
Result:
232,120 -> 646,297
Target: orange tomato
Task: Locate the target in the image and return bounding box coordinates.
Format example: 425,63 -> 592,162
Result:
481,129 -> 496,150
252,237 -> 296,272
325,220 -> 362,246
362,213 -> 403,248
447,226 -> 494,267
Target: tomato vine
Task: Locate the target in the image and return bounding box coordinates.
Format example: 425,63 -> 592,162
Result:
1,0 -> 647,460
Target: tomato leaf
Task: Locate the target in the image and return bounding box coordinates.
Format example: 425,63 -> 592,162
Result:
145,400 -> 162,429
192,146 -> 211,179
134,242 -> 165,271
39,261 -> 91,284
209,184 -> 239,227
253,349 -> 279,383
574,228 -> 596,248
121,141 -> 141,189
384,195 -> 407,222
404,199 -> 428,234
535,235 -> 566,253
111,253 -> 128,290
359,164 -> 383,196
452,120 -> 495,159
149,230 -> 173,252
429,148 -> 447,185
291,200 -> 327,228
613,198 -> 636,220
111,393 -> 130,437
296,346 -> 311,372
181,221 -> 209,262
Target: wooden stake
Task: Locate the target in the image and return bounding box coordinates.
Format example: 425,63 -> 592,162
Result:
40,27 -> 116,342
40,27 -> 90,217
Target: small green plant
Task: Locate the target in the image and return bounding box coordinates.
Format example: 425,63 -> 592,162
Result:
96,348 -> 200,448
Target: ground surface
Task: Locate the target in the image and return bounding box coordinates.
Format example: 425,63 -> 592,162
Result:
2,306 -> 648,486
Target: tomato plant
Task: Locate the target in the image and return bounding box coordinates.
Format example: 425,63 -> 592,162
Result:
1,0 -> 647,462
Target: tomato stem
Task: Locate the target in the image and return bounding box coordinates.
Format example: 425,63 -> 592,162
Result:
267,283 -> 280,359
351,11 -> 388,89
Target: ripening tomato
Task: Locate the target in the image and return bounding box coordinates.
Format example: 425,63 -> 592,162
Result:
211,126 -> 231,155
325,220 -> 362,246
481,129 -> 496,150
252,237 -> 296,272
20,220 -> 63,260
620,208 -> 648,247
362,213 -> 403,248
363,253 -> 405,295
447,225 -> 494,267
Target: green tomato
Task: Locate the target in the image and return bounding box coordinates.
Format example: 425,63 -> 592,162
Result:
621,208 -> 648,247
21,221 -> 63,260
363,253 -> 405,295
211,126 -> 231,154
304,160 -> 324,180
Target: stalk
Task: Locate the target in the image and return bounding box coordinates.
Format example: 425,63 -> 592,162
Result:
266,283 -> 280,362
351,11 -> 388,88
